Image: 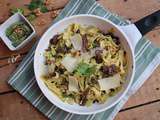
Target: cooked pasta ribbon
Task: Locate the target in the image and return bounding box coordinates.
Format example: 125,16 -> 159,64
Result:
42,23 -> 127,106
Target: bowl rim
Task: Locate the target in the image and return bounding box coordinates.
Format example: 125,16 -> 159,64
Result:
34,14 -> 135,115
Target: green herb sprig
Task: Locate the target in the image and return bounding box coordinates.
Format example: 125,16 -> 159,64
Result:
28,0 -> 48,13
75,62 -> 96,77
10,8 -> 24,14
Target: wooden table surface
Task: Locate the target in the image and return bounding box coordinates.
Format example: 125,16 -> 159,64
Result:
0,0 -> 160,120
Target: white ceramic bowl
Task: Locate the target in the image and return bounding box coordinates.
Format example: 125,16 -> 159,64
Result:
0,13 -> 36,51
34,15 -> 142,114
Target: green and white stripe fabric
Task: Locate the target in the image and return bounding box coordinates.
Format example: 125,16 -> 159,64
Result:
8,0 -> 160,120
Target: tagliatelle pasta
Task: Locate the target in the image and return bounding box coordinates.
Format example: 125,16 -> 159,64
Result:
42,23 -> 127,106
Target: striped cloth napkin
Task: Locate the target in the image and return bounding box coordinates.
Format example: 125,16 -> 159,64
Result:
8,0 -> 160,120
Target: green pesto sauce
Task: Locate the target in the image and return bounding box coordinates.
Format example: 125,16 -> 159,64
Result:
6,21 -> 32,47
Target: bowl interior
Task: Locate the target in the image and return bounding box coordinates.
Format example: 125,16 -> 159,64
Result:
34,15 -> 134,114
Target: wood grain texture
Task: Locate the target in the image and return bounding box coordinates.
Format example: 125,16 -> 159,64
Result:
115,101 -> 160,120
0,92 -> 46,120
0,0 -> 160,120
98,0 -> 160,22
98,0 -> 160,47
0,63 -> 19,93
0,92 -> 159,120
122,66 -> 160,109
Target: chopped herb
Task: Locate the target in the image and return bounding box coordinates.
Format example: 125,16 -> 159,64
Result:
92,42 -> 97,48
10,8 -> 24,14
26,13 -> 36,22
75,62 -> 96,77
40,5 -> 48,13
28,0 -> 48,13
92,40 -> 100,48
28,0 -> 44,10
